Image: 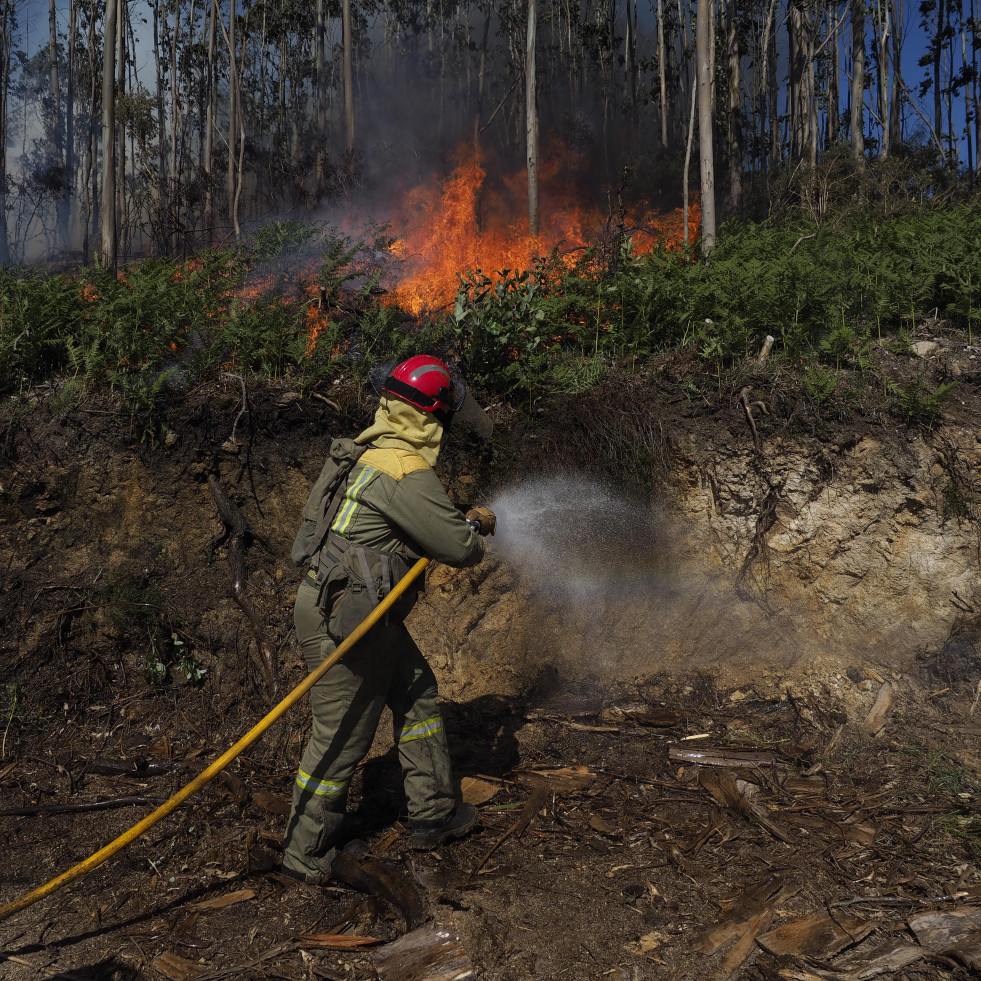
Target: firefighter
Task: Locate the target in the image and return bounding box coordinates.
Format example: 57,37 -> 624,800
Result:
280,355 -> 497,884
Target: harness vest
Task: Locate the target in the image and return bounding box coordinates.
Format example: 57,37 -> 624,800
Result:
291,438 -> 427,639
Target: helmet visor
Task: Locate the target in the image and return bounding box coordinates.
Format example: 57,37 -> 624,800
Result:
370,359 -> 493,437
452,383 -> 494,438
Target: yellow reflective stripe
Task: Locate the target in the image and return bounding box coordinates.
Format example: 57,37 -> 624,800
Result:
399,717 -> 444,743
296,768 -> 347,797
331,466 -> 377,535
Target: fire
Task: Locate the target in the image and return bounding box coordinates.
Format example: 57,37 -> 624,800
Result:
221,140 -> 698,359
387,141 -> 697,316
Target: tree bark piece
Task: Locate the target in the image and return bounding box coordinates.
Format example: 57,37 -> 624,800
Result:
864,681 -> 894,735
330,853 -> 425,931
372,923 -> 475,981
756,910 -> 873,958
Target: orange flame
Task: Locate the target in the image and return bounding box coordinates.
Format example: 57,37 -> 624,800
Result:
387,141 -> 697,316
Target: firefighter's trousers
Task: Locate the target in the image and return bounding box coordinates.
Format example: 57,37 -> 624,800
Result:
281,576 -> 455,882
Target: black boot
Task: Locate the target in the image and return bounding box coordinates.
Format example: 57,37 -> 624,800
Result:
409,803 -> 480,850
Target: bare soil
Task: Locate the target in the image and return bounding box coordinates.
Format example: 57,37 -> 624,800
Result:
2,343 -> 981,981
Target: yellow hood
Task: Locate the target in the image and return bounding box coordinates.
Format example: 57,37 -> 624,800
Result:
354,396 -> 443,468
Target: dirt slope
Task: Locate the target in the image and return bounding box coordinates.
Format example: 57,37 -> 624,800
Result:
2,337 -> 981,981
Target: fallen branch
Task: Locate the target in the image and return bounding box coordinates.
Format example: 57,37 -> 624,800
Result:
0,796 -> 166,817
668,746 -> 781,768
470,784 -> 549,878
84,758 -> 176,778
208,477 -> 278,694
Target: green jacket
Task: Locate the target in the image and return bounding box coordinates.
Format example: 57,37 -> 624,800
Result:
291,396 -> 484,637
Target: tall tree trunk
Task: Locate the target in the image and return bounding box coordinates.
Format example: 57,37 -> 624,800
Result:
972,0 -> 980,177
767,0 -> 779,165
115,1 -> 127,256
657,0 -> 668,147
624,0 -> 637,132
726,0 -> 742,213
0,0 -> 11,264
789,0 -> 809,161
874,0 -> 890,157
474,8 -> 491,150
49,0 -> 69,250
314,0 -> 328,195
850,0 -> 866,162
82,1 -> 99,259
204,0 -> 217,243
888,0 -> 903,150
152,0 -> 169,251
933,0 -> 945,151
65,0 -> 76,252
168,0 -> 183,250
806,4 -> 817,165
696,0 -> 716,251
683,83 -> 697,246
101,0 -> 118,267
343,0 -> 355,159
974,0 -> 980,177
224,0 -> 241,239
828,6 -> 841,147
527,0 -> 539,237
963,17 -> 973,173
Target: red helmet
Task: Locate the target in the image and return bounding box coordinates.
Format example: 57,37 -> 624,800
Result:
381,355 -> 461,414
375,355 -> 494,437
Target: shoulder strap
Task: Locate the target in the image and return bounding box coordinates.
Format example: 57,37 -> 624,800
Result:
308,440 -> 367,568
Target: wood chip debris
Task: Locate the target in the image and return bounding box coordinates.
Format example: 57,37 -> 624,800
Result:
186,889 -> 256,912
294,932 -> 382,949
460,776 -> 502,805
152,951 -> 206,981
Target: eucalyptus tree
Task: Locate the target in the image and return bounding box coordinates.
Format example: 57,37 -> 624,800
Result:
101,0 -> 118,266
527,0 -> 538,235
695,0 -> 715,248
48,0 -> 69,248
343,0 -> 354,159
656,0 -> 669,146
0,0 -> 13,264
850,0 -> 866,161
204,0 -> 218,241
724,0 -> 743,211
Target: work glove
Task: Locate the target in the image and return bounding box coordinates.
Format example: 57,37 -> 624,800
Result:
466,506 -> 497,537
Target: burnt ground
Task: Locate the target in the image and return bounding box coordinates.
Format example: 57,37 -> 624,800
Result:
3,334 -> 981,981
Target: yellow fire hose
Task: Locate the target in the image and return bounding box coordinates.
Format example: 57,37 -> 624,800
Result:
0,557 -> 430,924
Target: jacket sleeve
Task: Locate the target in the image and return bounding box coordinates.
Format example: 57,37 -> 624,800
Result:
384,469 -> 485,567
